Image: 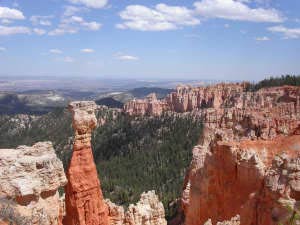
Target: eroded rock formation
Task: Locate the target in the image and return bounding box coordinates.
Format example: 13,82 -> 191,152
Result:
182,127 -> 300,225
64,101 -> 109,225
124,83 -> 300,224
124,93 -> 168,116
204,215 -> 240,225
106,191 -> 167,225
179,85 -> 300,225
124,84 -> 300,118
0,142 -> 67,225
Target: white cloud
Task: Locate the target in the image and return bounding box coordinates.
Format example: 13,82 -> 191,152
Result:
268,25 -> 300,39
63,6 -> 85,17
30,15 -> 52,26
0,25 -> 30,35
1,19 -> 12,24
255,36 -> 270,41
81,48 -> 94,53
0,47 -> 6,51
115,53 -> 139,61
64,56 -> 75,62
50,49 -> 63,54
0,6 -> 25,20
49,16 -> 101,35
68,0 -> 108,9
33,28 -> 46,35
117,4 -> 200,31
48,27 -> 78,36
194,0 -> 284,23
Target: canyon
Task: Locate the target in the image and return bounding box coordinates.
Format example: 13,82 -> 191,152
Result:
0,83 -> 299,225
125,83 -> 300,225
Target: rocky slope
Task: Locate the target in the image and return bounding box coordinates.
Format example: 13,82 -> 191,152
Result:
0,142 -> 67,225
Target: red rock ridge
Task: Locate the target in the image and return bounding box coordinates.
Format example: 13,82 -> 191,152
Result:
64,101 -> 109,225
124,84 -> 300,118
178,85 -> 300,225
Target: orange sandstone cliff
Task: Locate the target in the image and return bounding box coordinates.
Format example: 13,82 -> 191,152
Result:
64,101 -> 109,225
179,86 -> 300,225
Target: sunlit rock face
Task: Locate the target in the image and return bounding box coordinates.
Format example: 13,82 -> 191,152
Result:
124,84 -> 300,119
181,117 -> 300,224
157,84 -> 300,225
124,83 -> 250,116
0,142 -> 67,225
107,191 -> 167,225
64,101 -> 109,225
204,215 -> 240,225
123,93 -> 169,116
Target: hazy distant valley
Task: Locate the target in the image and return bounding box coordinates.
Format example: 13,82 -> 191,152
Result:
0,76 -> 215,114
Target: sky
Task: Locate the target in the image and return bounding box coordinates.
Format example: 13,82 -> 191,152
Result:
0,0 -> 299,81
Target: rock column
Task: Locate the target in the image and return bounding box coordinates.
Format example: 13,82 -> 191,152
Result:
64,101 -> 109,225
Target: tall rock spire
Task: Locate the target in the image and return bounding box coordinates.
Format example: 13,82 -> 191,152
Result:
64,101 -> 109,225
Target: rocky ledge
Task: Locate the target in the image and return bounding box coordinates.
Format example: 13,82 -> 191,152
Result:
0,142 -> 67,225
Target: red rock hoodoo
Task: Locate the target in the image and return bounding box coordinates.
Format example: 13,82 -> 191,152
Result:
64,101 -> 109,225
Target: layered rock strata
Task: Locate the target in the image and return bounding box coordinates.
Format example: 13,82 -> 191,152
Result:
124,93 -> 168,116
106,191 -> 167,225
0,142 -> 67,225
182,126 -> 300,225
64,101 -> 109,225
124,84 -> 300,118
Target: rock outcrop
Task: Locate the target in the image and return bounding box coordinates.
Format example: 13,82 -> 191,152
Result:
124,84 -> 300,118
64,101 -> 109,225
124,83 -> 300,224
0,142 -> 67,225
124,93 -> 168,116
179,85 -> 300,225
182,127 -> 300,225
107,191 -> 167,225
204,215 -> 240,225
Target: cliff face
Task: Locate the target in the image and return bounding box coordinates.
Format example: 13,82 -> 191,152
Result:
124,83 -> 249,115
123,93 -> 169,116
182,129 -> 300,225
179,85 -> 300,225
0,142 -> 67,225
64,101 -> 109,225
124,84 -> 300,118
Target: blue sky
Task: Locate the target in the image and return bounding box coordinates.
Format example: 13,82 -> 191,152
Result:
0,0 -> 299,81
